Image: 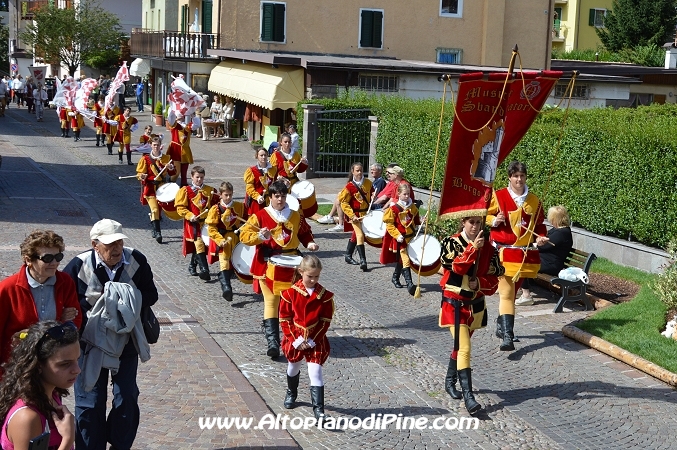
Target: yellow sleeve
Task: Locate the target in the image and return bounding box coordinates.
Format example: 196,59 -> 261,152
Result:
338,187 -> 353,219
238,214 -> 263,246
485,191 -> 500,226
243,168 -> 260,201
382,208 -> 401,239
206,206 -> 225,244
174,187 -> 194,220
136,157 -> 147,179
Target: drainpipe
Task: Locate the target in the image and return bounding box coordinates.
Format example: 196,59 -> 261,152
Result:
546,0 -> 554,69
574,0 -> 581,50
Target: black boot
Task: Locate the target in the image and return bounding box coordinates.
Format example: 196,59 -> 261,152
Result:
196,253 -> 211,281
498,314 -> 515,351
495,316 -> 504,339
262,318 -> 280,358
356,244 -> 368,272
284,372 -> 300,409
118,151 -> 123,164
344,240 -> 359,265
60,128 -> 65,137
64,129 -> 69,138
402,267 -> 416,296
96,134 -> 100,147
188,254 -> 198,276
127,151 -> 133,165
218,270 -> 233,301
74,130 -> 80,141
392,262 -> 403,288
107,143 -> 113,155
445,358 -> 462,400
151,220 -> 162,243
309,386 -> 327,419
457,368 -> 481,415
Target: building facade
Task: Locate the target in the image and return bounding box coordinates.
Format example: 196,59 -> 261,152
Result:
552,0 -> 613,53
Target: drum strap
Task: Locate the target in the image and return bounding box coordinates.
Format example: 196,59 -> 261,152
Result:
351,181 -> 369,204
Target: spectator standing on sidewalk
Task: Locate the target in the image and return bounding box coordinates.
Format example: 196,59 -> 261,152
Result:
34,83 -> 48,121
63,219 -> 158,450
12,76 -> 24,108
0,80 -> 7,117
135,79 -> 144,112
24,77 -> 36,114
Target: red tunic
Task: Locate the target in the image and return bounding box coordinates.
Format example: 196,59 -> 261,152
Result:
135,154 -> 176,204
175,184 -> 220,256
338,179 -> 374,232
269,150 -> 307,185
379,202 -> 420,264
93,103 -> 104,129
487,188 -> 546,246
205,201 -> 247,265
279,280 -> 335,364
243,165 -> 276,216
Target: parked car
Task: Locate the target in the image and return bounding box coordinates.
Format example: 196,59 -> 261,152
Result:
44,77 -> 56,107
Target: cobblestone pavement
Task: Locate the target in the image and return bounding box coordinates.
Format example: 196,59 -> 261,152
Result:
1,105 -> 676,449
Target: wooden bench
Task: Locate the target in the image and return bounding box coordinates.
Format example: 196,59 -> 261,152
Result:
535,249 -> 597,313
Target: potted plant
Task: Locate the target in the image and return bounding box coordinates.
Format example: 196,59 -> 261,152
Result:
153,101 -> 164,126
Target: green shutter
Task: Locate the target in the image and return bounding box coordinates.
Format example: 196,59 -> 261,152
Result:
273,3 -> 285,42
181,5 -> 186,33
262,3 -> 274,41
589,8 -> 595,26
372,10 -> 383,48
202,0 -> 212,34
360,10 -> 373,47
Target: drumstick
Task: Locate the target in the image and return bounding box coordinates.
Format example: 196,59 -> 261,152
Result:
235,215 -> 261,231
118,175 -> 138,180
354,186 -> 380,222
520,224 -> 555,246
413,212 -> 428,241
155,159 -> 173,178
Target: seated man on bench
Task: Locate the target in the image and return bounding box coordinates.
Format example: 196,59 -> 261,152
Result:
517,205 -> 573,306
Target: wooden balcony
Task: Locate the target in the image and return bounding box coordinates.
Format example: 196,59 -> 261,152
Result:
130,29 -> 220,60
21,0 -> 72,20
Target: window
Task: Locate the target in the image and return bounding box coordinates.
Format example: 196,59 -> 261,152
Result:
0,0 -> 8,12
181,4 -> 188,33
554,84 -> 589,99
261,2 -> 286,43
202,0 -> 213,34
359,9 -> 383,49
358,75 -> 398,93
436,48 -> 462,64
440,0 -> 463,18
589,8 -> 605,27
150,0 -> 155,9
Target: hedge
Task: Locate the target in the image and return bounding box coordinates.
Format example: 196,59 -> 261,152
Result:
297,93 -> 677,248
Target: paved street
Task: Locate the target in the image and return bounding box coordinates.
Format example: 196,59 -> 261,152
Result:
1,104 -> 676,450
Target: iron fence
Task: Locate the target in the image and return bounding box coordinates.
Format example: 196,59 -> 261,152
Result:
312,108 -> 371,176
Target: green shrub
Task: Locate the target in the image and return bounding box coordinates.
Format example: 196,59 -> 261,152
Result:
154,101 -> 163,115
652,239 -> 677,311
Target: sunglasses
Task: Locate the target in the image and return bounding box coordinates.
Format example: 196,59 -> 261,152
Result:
36,321 -> 78,350
34,252 -> 64,263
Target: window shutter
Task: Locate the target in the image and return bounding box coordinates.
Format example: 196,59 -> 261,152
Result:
589,9 -> 595,26
372,11 -> 383,48
360,10 -> 374,47
181,5 -> 186,33
202,0 -> 213,34
261,3 -> 274,41
273,3 -> 285,42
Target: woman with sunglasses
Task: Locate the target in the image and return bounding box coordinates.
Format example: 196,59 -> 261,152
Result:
0,230 -> 82,367
0,320 -> 79,450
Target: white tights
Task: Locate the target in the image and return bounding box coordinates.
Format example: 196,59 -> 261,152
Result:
287,361 -> 324,386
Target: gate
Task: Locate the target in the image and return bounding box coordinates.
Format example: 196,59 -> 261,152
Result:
309,108 -> 371,176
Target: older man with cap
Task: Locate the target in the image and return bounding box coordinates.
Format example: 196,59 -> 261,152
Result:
372,164 -> 415,208
63,218 -> 158,450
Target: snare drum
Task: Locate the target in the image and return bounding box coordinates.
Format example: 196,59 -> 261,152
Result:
266,254 -> 303,295
232,243 -> 255,284
155,183 -> 181,221
286,195 -> 300,212
290,180 -> 318,217
408,234 -> 442,277
361,210 -> 386,248
499,247 -> 540,278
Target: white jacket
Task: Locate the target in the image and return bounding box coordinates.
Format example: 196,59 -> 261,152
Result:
80,281 -> 151,391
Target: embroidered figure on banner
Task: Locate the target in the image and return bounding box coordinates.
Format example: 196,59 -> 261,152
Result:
470,120 -> 504,186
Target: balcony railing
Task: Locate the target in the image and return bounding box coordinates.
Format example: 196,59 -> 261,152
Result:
130,29 -> 219,60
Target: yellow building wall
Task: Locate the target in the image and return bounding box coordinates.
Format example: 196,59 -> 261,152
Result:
553,0 -> 613,52
218,0 -> 550,69
577,0 -> 613,49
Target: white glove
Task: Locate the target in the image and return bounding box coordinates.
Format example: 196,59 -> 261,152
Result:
67,112 -> 75,116
257,196 -> 265,204
292,336 -> 305,349
307,338 -> 316,348
397,235 -> 404,243
130,123 -> 139,132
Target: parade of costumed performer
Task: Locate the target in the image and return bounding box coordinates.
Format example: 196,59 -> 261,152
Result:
69,108 -> 85,142
279,255 -> 335,421
238,180 -> 318,359
104,106 -> 120,156
486,161 -> 548,351
58,106 -> 70,138
167,113 -> 194,186
243,147 -> 276,216
175,165 -> 219,281
92,95 -> 105,148
269,133 -> 307,187
380,183 -> 422,295
136,137 -> 177,244
115,107 -> 139,165
205,182 -> 247,301
338,162 -> 374,272
439,216 -> 503,415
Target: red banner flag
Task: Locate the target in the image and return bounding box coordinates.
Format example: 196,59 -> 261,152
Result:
438,70 -> 562,220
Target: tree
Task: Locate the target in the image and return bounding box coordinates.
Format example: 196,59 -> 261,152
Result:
597,0 -> 677,52
0,22 -> 8,74
20,0 -> 126,76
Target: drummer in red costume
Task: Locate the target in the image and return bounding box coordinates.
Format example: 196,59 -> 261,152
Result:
244,147 -> 276,216
338,162 -> 373,272
136,137 -> 176,244
104,106 -> 119,155
139,125 -> 155,145
92,96 -> 105,148
168,114 -> 194,186
279,255 -> 335,420
206,181 -> 247,302
238,180 -> 319,359
439,216 -> 503,415
270,133 -> 307,187
59,106 -> 70,138
380,184 -> 421,295
70,108 -> 85,142
175,165 -> 219,281
486,161 -> 549,351
115,107 -> 139,165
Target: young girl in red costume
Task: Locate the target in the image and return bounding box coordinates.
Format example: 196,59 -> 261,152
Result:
338,162 -> 374,271
279,255 -> 334,420
380,183 -> 421,295
243,147 -> 276,216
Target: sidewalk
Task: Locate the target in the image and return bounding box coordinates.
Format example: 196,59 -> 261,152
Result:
1,104 -> 677,449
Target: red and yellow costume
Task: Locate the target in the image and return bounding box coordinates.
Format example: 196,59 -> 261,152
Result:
243,164 -> 276,216
206,200 -> 247,271
59,107 -> 70,131
338,178 -> 374,245
380,200 -> 420,266
269,150 -> 307,186
169,121 -> 194,185
103,106 -> 119,145
135,153 -> 177,221
70,109 -> 84,131
279,280 -> 335,364
115,113 -> 138,145
93,102 -> 105,133
175,184 -> 219,256
439,232 -> 503,368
